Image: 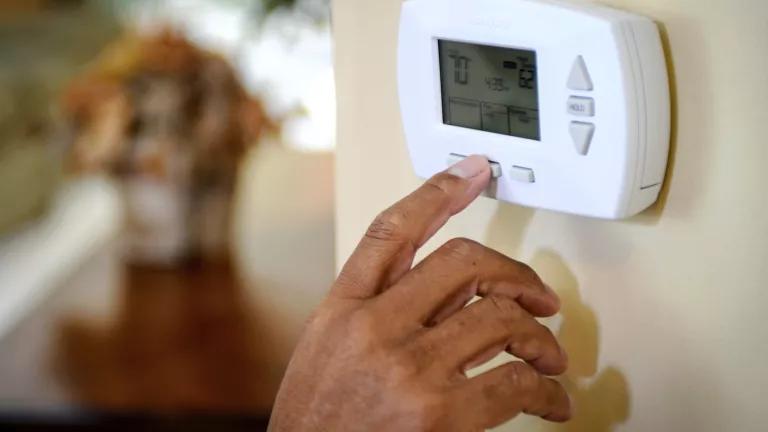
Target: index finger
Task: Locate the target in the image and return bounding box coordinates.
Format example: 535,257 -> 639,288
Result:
334,155 -> 492,299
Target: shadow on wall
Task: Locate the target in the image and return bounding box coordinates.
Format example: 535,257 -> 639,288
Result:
483,200 -> 535,256
485,207 -> 631,431
530,250 -> 630,432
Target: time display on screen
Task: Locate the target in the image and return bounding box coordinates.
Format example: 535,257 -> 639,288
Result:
438,40 -> 540,141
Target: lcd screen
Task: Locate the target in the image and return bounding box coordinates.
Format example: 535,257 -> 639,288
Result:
438,40 -> 540,141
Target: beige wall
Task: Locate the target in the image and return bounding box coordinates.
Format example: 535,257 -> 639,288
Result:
234,144 -> 336,404
332,0 -> 768,430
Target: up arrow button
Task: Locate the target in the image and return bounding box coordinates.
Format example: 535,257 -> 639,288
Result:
567,56 -> 594,91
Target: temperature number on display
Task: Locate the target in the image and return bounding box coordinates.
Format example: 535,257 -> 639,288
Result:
439,40 -> 541,140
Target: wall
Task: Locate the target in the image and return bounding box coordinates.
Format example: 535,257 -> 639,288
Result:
332,0 -> 768,431
234,144 -> 336,402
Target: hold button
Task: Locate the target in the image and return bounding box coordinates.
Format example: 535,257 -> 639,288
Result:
567,96 -> 595,117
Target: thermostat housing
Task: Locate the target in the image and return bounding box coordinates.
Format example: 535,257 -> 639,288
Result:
398,0 -> 670,219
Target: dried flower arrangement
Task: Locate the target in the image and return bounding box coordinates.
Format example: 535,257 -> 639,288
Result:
62,30 -> 278,265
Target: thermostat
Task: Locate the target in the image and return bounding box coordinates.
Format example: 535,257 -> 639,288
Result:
398,0 -> 670,219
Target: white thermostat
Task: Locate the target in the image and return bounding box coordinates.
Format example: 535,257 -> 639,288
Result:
398,0 -> 670,219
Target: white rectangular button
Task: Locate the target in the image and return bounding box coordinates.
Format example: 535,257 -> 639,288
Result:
446,154 -> 465,166
567,96 -> 595,117
489,162 -> 502,179
510,166 -> 535,183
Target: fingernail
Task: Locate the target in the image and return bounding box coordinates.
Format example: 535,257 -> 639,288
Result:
447,155 -> 489,179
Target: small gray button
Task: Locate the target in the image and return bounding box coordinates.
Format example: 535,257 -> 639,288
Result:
567,56 -> 594,91
446,153 -> 465,167
570,122 -> 595,155
509,166 -> 535,183
567,96 -> 595,117
489,161 -> 502,179
447,153 -> 502,179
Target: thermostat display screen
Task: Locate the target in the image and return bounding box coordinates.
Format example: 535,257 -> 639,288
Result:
438,40 -> 540,140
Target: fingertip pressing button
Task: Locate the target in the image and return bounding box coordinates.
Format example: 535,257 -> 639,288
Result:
448,154 -> 502,179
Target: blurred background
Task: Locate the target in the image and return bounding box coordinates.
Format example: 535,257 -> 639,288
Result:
0,0 -> 335,429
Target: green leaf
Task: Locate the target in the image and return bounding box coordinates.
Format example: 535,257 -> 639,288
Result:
262,0 -> 299,14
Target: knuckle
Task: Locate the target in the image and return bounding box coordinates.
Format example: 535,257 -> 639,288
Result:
440,237 -> 481,262
488,294 -> 524,319
366,208 -> 408,242
515,260 -> 542,284
386,351 -> 421,382
334,267 -> 369,298
505,362 -> 541,394
509,333 -> 543,359
391,337 -> 439,380
396,388 -> 448,431
349,309 -> 383,348
416,397 -> 449,431
404,338 -> 440,368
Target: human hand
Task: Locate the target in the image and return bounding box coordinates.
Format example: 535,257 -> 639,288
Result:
269,155 -> 571,431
